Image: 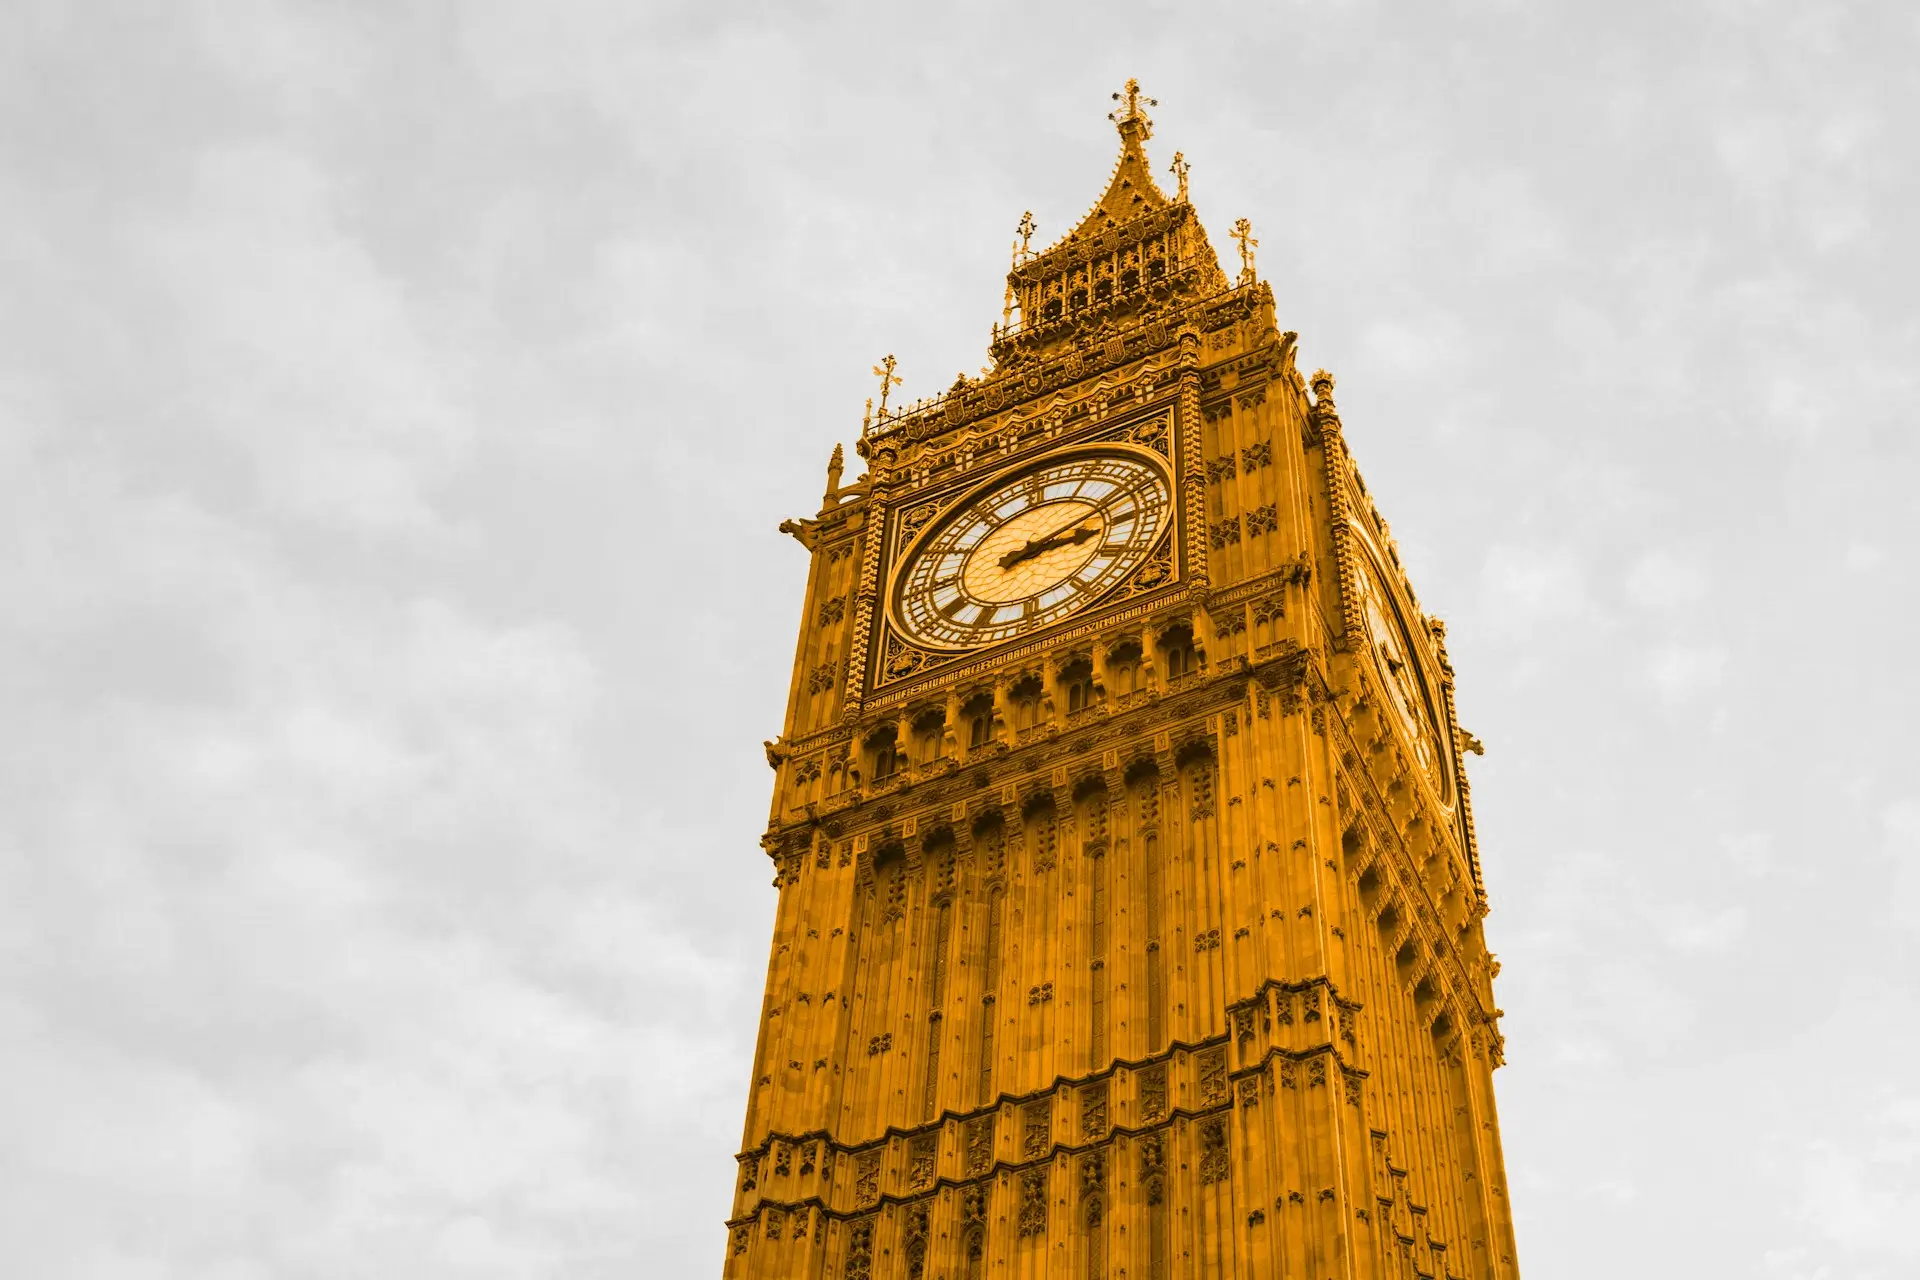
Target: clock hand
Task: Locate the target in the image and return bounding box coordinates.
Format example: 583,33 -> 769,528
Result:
999,517 -> 1101,569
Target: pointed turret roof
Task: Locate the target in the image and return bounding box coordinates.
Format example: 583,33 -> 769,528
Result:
1042,79 -> 1172,252
991,80 -> 1229,367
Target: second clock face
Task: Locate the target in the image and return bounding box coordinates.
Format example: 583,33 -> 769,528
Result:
1352,557 -> 1447,796
895,450 -> 1171,649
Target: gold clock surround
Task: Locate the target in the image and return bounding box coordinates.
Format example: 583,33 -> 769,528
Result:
890,445 -> 1173,652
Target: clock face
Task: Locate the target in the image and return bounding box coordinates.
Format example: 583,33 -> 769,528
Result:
895,450 -> 1171,649
1352,557 -> 1448,796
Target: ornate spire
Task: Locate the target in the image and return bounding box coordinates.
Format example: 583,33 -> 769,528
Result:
1169,151 -> 1190,204
1042,79 -> 1170,246
823,442 -> 845,505
1231,218 -> 1259,284
1310,369 -> 1341,437
1108,77 -> 1157,139
871,354 -> 902,418
984,81 -> 1229,369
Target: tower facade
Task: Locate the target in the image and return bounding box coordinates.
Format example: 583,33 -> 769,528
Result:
730,88 -> 1521,1279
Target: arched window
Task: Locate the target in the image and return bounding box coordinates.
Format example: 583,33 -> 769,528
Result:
963,693 -> 995,750
912,708 -> 947,764
1061,659 -> 1095,715
1106,640 -> 1143,697
868,724 -> 901,781
1008,674 -> 1043,732
1159,625 -> 1197,681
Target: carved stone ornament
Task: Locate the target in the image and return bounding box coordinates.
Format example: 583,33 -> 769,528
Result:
1018,1168 -> 1049,1236
1199,1117 -> 1231,1184
909,1134 -> 936,1189
881,632 -> 930,682
1082,1083 -> 1110,1139
1140,1131 -> 1167,1205
845,1215 -> 876,1280
1140,1064 -> 1169,1121
1023,1101 -> 1050,1158
966,1116 -> 994,1174
1200,1047 -> 1228,1103
904,1199 -> 932,1278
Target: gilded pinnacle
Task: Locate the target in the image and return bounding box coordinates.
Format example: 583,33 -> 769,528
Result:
1108,77 -> 1157,139
824,442 -> 845,505
872,354 -> 903,418
1230,217 -> 1258,284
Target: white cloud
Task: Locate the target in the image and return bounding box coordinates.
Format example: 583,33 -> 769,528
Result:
1478,544 -> 1592,637
1658,904 -> 1748,953
1360,314 -> 1462,379
125,143 -> 471,536
1800,1109 -> 1920,1262
1625,548 -> 1710,611
1844,541 -> 1888,573
1645,642 -> 1729,702
1886,799 -> 1920,928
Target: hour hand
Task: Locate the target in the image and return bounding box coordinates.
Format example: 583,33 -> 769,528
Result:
999,519 -> 1099,569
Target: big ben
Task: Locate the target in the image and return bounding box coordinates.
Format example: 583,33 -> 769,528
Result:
729,82 -> 1522,1280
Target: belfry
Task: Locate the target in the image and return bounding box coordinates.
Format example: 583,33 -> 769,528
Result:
731,83 -> 1522,1278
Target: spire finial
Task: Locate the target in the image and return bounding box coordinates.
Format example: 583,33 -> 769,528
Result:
1169,152 -> 1190,203
1013,211 -> 1036,264
1230,217 -> 1259,284
824,442 -> 845,505
1108,78 -> 1157,138
871,354 -> 903,418
1310,370 -> 1340,430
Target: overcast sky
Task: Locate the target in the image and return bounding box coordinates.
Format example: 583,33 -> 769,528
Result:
1,2 -> 1915,1277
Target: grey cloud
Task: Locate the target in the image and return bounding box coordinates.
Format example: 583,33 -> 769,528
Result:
1,0 -> 1915,1276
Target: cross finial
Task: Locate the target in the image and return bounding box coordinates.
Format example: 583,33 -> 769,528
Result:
1014,210 -> 1036,262
1108,78 -> 1157,135
1169,152 -> 1191,203
872,354 -> 903,418
1230,217 -> 1259,284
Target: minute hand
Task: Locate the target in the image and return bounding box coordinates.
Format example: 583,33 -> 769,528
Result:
999,517 -> 1101,569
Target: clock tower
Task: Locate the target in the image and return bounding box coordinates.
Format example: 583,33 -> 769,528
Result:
729,84 -> 1522,1279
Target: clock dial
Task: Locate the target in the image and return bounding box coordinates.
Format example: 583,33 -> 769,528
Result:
895,450 -> 1171,649
1352,557 -> 1447,795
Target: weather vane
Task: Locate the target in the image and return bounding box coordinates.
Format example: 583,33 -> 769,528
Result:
1169,151 -> 1190,203
1230,217 -> 1258,284
872,354 -> 903,419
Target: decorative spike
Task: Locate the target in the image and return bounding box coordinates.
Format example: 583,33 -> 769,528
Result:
1108,77 -> 1157,138
824,442 -> 845,505
1231,218 -> 1259,285
872,354 -> 903,417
